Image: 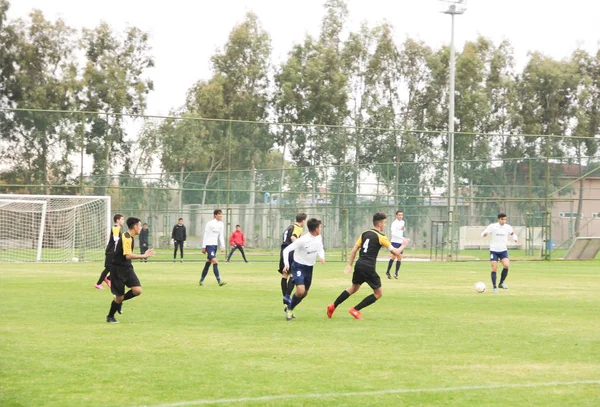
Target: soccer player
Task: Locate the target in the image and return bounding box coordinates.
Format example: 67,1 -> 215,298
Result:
106,217 -> 155,323
279,212 -> 307,307
226,225 -> 248,263
327,212 -> 408,320
481,213 -> 518,294
95,214 -> 124,290
139,223 -> 149,262
199,209 -> 227,286
386,210 -> 405,279
282,218 -> 325,321
171,218 -> 186,263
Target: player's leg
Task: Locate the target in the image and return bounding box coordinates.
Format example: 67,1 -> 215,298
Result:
199,255 -> 211,285
226,246 -> 236,262
285,252 -> 296,299
499,255 -> 510,288
180,240 -> 184,262
386,253 -> 396,279
350,271 -> 382,318
96,267 -> 110,288
239,246 -> 248,262
278,251 -> 290,304
173,241 -> 179,262
107,267 -> 125,323
328,267 -> 363,318
490,252 -> 499,292
394,252 -> 402,278
212,257 -> 226,286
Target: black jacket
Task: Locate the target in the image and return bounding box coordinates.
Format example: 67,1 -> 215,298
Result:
139,228 -> 149,245
172,224 -> 186,241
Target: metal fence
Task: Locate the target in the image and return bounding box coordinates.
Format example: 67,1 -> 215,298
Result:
1,110 -> 599,260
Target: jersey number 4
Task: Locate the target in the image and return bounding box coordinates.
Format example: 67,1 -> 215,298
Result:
362,238 -> 370,253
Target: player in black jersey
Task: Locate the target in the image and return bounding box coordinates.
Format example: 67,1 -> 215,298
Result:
278,212 -> 307,306
95,214 -> 124,290
327,212 -> 409,320
105,217 -> 155,323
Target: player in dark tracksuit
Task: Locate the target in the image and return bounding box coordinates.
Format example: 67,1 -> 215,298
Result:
171,218 -> 187,263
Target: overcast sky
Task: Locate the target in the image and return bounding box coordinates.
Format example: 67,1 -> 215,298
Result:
7,0 -> 600,116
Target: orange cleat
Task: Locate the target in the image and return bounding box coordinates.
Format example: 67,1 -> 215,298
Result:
326,304 -> 336,318
348,307 -> 362,320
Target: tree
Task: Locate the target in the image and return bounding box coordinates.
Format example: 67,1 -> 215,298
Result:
0,8 -> 79,193
80,23 -> 154,194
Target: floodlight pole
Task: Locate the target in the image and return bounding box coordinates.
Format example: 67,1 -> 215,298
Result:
443,1 -> 465,261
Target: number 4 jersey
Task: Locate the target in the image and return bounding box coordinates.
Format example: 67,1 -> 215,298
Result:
355,229 -> 394,269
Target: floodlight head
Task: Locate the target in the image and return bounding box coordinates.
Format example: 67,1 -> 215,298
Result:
440,0 -> 467,14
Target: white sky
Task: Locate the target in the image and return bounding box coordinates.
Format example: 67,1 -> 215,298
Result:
8,0 -> 600,117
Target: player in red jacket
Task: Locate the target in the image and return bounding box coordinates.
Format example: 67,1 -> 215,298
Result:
226,225 -> 249,263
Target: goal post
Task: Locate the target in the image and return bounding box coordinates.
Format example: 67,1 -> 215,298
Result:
564,237 -> 600,260
0,199 -> 48,262
0,194 -> 111,262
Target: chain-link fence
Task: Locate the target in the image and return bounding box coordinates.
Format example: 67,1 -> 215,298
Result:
1,110 -> 599,260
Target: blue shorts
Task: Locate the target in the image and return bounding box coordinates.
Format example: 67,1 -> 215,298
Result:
290,262 -> 314,290
205,245 -> 218,260
490,251 -> 509,261
391,241 -> 404,253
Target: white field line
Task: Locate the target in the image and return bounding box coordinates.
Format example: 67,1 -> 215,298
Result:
135,379 -> 600,407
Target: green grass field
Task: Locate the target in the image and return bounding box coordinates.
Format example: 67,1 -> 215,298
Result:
1,259 -> 599,406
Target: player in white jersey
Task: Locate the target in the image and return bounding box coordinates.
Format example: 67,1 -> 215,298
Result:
481,213 -> 518,293
386,210 -> 405,279
282,218 -> 325,321
199,209 -> 227,286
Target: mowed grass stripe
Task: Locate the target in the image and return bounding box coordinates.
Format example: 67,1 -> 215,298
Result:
0,260 -> 598,406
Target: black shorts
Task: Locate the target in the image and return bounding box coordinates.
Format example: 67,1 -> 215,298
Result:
278,249 -> 294,274
110,264 -> 141,296
351,263 -> 382,290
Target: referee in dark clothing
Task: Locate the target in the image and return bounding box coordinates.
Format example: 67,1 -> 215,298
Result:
171,218 -> 187,263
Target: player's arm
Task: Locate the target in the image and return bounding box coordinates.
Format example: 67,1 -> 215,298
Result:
229,233 -> 234,247
379,234 -> 403,256
344,244 -> 360,274
509,226 -> 518,243
219,230 -> 225,252
481,224 -> 492,237
318,246 -> 326,265
201,224 -> 210,253
282,239 -> 300,271
124,237 -> 155,259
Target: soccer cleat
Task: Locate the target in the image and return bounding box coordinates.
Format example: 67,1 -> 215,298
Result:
393,274 -> 398,279
199,280 -> 204,286
180,259 -> 184,263
386,272 -> 391,279
104,278 -> 111,288
499,282 -> 508,289
326,303 -> 336,318
286,308 -> 294,321
95,283 -> 105,290
493,288 -> 499,294
218,281 -> 227,286
106,316 -> 119,324
349,307 -> 362,320
283,295 -> 292,305
173,259 -> 176,263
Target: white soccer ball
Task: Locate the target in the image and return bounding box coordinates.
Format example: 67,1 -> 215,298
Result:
474,281 -> 486,293
71,257 -> 79,262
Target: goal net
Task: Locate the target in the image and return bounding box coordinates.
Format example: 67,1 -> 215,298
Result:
0,194 -> 111,262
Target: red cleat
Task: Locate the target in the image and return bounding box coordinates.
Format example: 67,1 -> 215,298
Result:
104,278 -> 112,288
326,304 -> 336,318
94,283 -> 104,290
348,307 -> 362,320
